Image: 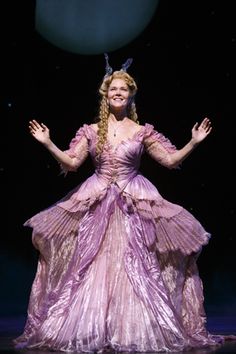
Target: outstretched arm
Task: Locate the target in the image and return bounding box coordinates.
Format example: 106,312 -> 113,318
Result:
144,117 -> 212,169
168,117 -> 212,168
29,119 -> 88,171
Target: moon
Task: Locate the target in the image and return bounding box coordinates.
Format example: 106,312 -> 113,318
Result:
35,0 -> 159,55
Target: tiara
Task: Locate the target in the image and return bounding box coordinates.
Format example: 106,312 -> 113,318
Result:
104,53 -> 133,78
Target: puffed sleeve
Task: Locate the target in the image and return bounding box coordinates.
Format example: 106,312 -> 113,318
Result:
60,124 -> 89,174
143,123 -> 178,169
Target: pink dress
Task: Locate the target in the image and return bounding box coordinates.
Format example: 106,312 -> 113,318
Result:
14,123 -> 225,352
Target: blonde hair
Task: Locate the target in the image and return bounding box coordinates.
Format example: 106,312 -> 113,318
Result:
96,71 -> 139,157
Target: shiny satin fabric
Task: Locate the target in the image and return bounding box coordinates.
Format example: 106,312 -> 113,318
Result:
14,123 -> 225,352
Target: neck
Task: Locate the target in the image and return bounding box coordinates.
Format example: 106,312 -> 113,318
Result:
108,115 -> 128,137
109,111 -> 127,122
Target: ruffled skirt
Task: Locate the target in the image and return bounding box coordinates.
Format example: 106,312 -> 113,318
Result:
14,184 -> 224,352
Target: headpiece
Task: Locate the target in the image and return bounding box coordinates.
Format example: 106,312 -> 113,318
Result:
104,53 -> 133,78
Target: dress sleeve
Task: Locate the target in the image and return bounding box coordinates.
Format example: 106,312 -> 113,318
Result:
60,124 -> 89,174
143,123 -> 178,169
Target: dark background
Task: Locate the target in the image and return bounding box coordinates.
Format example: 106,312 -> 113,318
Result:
2,0 -> 235,319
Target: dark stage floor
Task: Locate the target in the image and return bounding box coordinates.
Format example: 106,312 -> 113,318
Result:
0,315 -> 236,354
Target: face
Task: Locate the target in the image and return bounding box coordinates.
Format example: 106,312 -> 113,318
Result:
107,78 -> 131,111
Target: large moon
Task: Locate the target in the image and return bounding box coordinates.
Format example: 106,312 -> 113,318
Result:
35,0 -> 159,55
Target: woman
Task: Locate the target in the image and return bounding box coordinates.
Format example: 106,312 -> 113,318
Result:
14,57 -> 226,352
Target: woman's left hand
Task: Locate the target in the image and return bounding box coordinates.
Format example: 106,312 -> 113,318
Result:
191,117 -> 212,144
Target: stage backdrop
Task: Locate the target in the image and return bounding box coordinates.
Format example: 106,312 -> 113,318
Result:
2,0 -> 235,319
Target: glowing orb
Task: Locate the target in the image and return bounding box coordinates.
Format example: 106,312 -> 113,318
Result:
35,0 -> 159,55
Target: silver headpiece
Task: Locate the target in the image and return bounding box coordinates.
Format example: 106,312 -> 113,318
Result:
104,53 -> 133,78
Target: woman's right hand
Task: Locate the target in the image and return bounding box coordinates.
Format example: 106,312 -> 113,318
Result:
29,119 -> 51,145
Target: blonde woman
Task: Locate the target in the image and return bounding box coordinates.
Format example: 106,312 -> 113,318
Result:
14,56 -> 229,352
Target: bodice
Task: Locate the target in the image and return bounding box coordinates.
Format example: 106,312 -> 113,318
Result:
59,122 -> 178,203
90,128 -> 145,189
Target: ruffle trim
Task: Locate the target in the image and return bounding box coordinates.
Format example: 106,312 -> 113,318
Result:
142,123 -> 177,153
64,124 -> 91,157
59,124 -> 91,175
24,189 -> 210,256
120,192 -> 210,255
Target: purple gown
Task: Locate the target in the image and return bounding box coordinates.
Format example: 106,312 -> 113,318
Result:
14,123 -> 224,352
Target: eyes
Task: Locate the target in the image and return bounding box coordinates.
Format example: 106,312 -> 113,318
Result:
109,87 -> 129,92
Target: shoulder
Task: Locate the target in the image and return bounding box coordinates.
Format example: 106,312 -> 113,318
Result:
132,121 -> 155,136
87,123 -> 98,133
125,119 -> 146,134
77,123 -> 98,138
128,119 -> 154,129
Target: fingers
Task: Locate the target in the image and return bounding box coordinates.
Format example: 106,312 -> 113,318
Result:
29,119 -> 47,134
208,126 -> 212,134
201,117 -> 211,128
29,120 -> 37,135
197,117 -> 211,132
29,119 -> 40,129
203,119 -> 212,133
192,122 -> 199,130
192,117 -> 212,138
